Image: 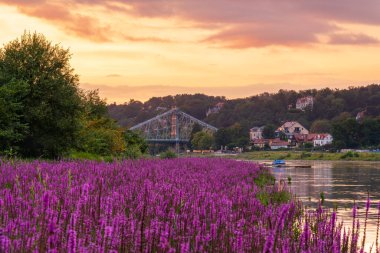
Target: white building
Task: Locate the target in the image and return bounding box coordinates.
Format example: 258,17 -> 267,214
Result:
250,126 -> 264,141
296,96 -> 314,111
313,134 -> 333,147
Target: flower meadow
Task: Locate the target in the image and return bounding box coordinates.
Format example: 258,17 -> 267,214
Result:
0,158 -> 379,252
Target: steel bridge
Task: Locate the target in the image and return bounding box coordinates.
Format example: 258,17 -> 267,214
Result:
130,107 -> 218,144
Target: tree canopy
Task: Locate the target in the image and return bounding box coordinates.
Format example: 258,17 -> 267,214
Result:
0,32 -> 148,158
0,32 -> 83,157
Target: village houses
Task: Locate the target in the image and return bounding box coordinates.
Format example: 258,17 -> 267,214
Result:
250,121 -> 332,149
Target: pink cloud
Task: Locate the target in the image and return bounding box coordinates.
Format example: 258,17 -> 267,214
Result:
328,33 -> 379,45
1,0 -> 380,47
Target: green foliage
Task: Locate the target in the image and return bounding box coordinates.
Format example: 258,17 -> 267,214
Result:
214,123 -> 249,149
320,192 -> 325,205
124,130 -> 148,156
300,152 -> 312,159
304,142 -> 313,149
262,124 -> 276,139
191,131 -> 215,150
124,145 -> 143,159
214,128 -> 232,148
254,172 -> 276,188
0,79 -> 29,151
340,151 -> 359,159
0,32 -> 141,159
81,89 -> 107,119
159,149 -> 177,159
189,123 -> 202,149
332,117 -> 380,149
77,89 -> 129,157
0,32 -> 83,158
257,190 -> 291,206
108,85 -> 380,150
68,151 -> 103,161
310,119 -> 332,133
332,118 -> 361,148
78,118 -> 125,156
360,118 -> 380,147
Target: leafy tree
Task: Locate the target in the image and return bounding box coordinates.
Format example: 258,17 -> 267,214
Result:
191,131 -> 214,150
310,120 -> 332,133
0,79 -> 29,152
215,128 -> 232,148
78,118 -> 125,156
332,118 -> 360,148
0,32 -> 83,158
360,118 -> 380,147
81,89 -> 107,119
124,130 -> 148,158
189,123 -> 202,149
262,124 -> 276,139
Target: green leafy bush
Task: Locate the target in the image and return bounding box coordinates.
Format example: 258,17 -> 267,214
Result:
160,149 -> 177,159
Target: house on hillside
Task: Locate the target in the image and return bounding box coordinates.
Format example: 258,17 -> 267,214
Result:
293,133 -> 333,147
292,133 -> 316,147
276,121 -> 309,139
269,138 -> 289,150
250,126 -> 264,141
206,102 -> 224,116
313,134 -> 333,147
296,96 -> 314,111
356,109 -> 366,122
252,138 -> 289,149
252,138 -> 266,148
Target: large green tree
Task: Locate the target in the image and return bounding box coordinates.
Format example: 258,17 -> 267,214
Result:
0,32 -> 83,157
191,131 -> 215,150
332,118 -> 361,148
0,79 -> 29,152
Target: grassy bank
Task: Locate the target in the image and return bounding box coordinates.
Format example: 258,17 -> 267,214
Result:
234,150 -> 380,161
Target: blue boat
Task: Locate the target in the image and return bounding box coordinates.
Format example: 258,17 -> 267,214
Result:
272,159 -> 286,166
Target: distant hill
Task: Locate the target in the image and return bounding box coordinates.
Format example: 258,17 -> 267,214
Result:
108,84 -> 380,133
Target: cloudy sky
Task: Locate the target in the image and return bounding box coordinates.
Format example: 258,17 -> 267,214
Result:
1,0 -> 380,102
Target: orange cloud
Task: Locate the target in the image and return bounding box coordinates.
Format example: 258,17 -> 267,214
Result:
2,0 -> 380,47
17,3 -> 111,42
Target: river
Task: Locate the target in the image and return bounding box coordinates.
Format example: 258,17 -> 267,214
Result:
266,160 -> 380,251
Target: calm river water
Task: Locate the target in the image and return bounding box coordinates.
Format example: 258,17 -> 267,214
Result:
266,160 -> 380,251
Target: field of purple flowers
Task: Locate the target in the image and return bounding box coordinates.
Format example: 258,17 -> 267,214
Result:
0,158 -> 379,252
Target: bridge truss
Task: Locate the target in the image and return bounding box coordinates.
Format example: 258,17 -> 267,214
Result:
130,108 -> 218,143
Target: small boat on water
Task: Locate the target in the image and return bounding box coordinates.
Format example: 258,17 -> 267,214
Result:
272,159 -> 286,166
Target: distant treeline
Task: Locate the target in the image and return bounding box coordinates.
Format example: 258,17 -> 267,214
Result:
108,85 -> 380,149
108,85 -> 380,129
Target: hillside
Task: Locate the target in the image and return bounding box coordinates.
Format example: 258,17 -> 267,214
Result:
108,84 -> 380,131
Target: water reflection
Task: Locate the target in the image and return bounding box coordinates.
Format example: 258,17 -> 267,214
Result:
267,160 -> 380,251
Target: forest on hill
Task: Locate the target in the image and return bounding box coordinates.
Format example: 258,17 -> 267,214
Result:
108,85 -> 380,149
108,84 -> 380,130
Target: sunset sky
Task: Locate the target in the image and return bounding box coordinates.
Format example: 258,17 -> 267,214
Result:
1,0 -> 380,103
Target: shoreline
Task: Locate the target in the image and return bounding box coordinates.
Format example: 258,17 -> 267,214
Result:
203,151 -> 380,162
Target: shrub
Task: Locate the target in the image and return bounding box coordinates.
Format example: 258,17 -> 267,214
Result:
160,149 -> 177,159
